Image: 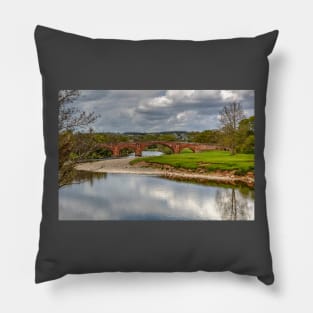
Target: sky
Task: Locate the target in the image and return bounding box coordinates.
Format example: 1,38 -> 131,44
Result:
72,90 -> 254,133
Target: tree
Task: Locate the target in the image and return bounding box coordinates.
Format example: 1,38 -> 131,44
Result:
237,116 -> 255,153
189,129 -> 220,144
215,188 -> 251,220
58,90 -> 99,132
158,133 -> 177,141
219,102 -> 245,154
58,90 -> 99,187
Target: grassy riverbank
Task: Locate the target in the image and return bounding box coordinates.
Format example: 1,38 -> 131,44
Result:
130,151 -> 254,175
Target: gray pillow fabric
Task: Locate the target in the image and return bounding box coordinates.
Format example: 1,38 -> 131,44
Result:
35,25 -> 278,284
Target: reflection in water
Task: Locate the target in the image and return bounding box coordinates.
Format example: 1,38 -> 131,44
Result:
215,188 -> 253,220
59,173 -> 254,221
63,169 -> 107,186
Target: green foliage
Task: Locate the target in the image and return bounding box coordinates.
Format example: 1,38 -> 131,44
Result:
217,115 -> 255,154
186,115 -> 255,155
58,130 -> 101,187
238,135 -> 255,153
86,149 -> 112,159
157,133 -> 177,141
130,151 -> 254,175
137,133 -> 159,141
119,148 -> 134,157
188,130 -> 220,144
237,116 -> 255,153
239,116 -> 255,134
91,132 -> 129,143
157,145 -> 173,154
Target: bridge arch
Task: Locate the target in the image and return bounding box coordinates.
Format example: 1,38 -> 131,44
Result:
115,143 -> 137,157
118,145 -> 136,157
179,146 -> 196,153
140,142 -> 175,155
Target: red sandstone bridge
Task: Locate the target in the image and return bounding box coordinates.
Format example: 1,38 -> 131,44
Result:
96,141 -> 224,157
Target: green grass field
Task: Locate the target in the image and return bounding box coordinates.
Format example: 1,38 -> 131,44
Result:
130,150 -> 254,175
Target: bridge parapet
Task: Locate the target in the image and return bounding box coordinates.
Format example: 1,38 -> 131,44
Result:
96,141 -> 225,157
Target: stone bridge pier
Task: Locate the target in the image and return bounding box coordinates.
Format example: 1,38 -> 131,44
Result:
135,143 -> 142,157
173,144 -> 180,154
112,146 -> 120,157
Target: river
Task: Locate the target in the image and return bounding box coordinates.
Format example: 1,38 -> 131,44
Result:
59,151 -> 254,221
127,150 -> 164,157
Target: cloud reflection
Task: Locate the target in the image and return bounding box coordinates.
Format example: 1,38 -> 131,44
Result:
59,174 -> 254,221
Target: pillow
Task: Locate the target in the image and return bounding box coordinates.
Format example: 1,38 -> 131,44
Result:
35,25 -> 278,284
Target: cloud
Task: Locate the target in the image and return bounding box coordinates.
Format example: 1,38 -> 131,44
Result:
72,90 -> 254,132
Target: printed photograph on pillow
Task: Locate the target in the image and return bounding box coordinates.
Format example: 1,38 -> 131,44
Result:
58,90 -> 255,221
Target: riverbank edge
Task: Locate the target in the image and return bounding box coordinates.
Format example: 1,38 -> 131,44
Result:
75,158 -> 254,188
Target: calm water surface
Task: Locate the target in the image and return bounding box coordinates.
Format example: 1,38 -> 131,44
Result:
59,172 -> 254,221
127,150 -> 164,157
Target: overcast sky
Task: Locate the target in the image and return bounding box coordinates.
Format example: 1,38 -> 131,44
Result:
72,90 -> 254,133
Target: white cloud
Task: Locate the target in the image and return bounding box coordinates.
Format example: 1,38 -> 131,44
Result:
73,90 -> 254,132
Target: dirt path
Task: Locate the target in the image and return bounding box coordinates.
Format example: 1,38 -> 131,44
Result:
75,157 -> 254,187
